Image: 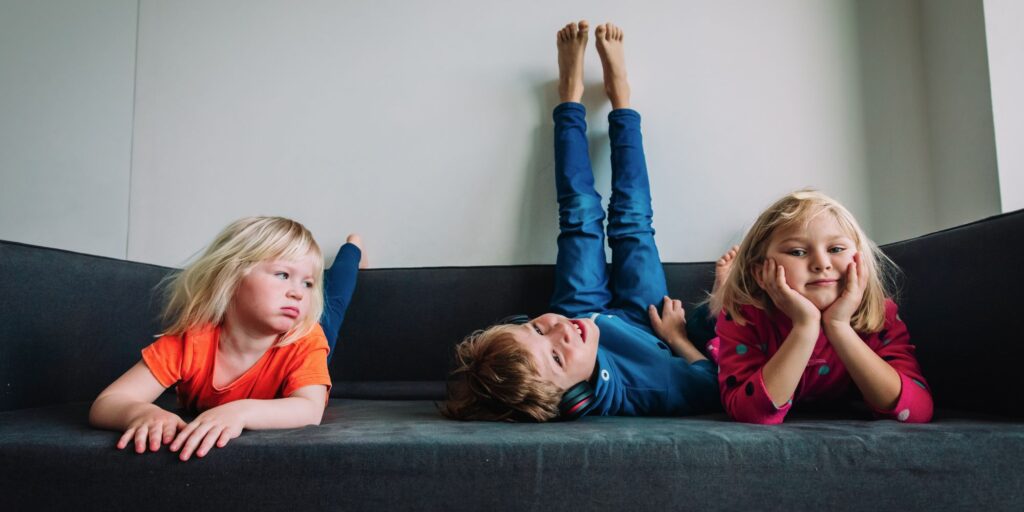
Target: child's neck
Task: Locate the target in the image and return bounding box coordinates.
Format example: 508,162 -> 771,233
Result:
219,316 -> 279,357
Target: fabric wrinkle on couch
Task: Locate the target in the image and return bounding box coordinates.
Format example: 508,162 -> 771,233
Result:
2,210 -> 1023,511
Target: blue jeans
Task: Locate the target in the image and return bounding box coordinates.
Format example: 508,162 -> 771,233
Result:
320,243 -> 361,363
549,102 -> 667,328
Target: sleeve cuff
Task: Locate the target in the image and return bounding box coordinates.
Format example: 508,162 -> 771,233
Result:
869,372 -> 933,423
727,370 -> 792,424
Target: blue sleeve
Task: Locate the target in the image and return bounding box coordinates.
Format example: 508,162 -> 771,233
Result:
320,243 -> 361,361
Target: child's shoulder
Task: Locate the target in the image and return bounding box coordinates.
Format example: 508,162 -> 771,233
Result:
882,298 -> 902,324
290,323 -> 329,350
717,304 -> 774,331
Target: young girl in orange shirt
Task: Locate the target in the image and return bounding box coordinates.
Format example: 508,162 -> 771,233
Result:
90,216 -> 362,461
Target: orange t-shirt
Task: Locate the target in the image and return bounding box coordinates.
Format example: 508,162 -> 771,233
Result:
141,324 -> 331,412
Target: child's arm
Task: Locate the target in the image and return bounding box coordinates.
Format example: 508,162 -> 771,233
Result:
756,259 -> 822,408
647,296 -> 706,363
89,361 -> 185,453
168,384 -> 328,461
824,255 -> 932,422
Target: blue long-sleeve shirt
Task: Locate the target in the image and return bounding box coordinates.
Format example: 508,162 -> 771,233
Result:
587,311 -> 721,416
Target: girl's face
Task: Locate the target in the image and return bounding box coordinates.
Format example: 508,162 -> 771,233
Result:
229,252 -> 318,336
763,213 -> 858,311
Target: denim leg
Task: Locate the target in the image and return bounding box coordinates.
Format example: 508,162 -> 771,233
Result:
549,102 -> 612,317
320,243 -> 360,363
605,109 -> 668,326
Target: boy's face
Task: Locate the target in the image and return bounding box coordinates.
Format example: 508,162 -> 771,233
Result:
764,214 -> 857,311
513,313 -> 600,391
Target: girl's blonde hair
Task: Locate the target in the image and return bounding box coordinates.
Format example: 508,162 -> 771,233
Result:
161,216 -> 324,346
711,189 -> 897,333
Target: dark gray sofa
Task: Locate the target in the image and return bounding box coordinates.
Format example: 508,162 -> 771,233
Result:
2,210 -> 1023,511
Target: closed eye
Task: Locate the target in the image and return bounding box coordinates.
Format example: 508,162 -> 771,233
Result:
532,324 -> 543,335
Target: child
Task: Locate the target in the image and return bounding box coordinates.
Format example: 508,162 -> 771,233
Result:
442,21 -> 720,422
89,217 -> 363,461
709,190 -> 934,424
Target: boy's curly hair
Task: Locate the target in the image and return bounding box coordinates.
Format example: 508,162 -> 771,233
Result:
440,324 -> 563,422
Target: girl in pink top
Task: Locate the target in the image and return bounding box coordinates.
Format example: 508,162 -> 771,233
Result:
707,190 -> 933,424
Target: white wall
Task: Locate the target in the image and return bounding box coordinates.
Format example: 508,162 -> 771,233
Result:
985,0 -> 1024,212
127,0 -> 870,268
0,0 -> 137,259
920,0 -> 1000,228
0,0 -> 1013,269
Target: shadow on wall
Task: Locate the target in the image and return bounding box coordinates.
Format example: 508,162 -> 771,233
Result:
511,79 -> 618,265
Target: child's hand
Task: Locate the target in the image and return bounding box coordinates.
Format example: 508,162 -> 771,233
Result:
169,401 -> 248,461
346,233 -> 368,269
117,407 -> 186,454
823,252 -> 867,328
648,296 -> 687,344
756,258 -> 821,327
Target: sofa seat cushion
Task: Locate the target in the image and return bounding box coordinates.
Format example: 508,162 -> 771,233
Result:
2,399 -> 1021,511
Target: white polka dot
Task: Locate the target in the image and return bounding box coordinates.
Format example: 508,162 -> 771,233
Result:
601,369 -> 610,381
897,409 -> 910,422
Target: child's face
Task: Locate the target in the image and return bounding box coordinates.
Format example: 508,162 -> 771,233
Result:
513,313 -> 600,391
229,252 -> 318,335
764,214 -> 858,311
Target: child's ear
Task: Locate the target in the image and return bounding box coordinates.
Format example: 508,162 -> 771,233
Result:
752,263 -> 766,290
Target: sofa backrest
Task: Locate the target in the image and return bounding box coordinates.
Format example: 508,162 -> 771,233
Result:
2,209 -> 1022,415
882,209 -> 1023,418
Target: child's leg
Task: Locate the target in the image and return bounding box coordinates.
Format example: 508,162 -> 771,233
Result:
320,240 -> 362,362
550,21 -> 612,317
596,24 -> 667,326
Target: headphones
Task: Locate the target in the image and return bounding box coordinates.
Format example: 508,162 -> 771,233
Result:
500,315 -> 595,420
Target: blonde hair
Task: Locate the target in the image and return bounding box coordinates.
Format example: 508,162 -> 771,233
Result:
711,189 -> 897,333
161,216 -> 324,346
441,324 -> 562,422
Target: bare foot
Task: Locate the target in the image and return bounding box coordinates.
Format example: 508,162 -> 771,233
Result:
713,245 -> 739,293
594,23 -> 630,109
556,20 -> 589,104
346,233 -> 368,269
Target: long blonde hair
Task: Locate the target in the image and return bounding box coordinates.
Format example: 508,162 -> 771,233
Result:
161,216 -> 324,346
711,189 -> 897,333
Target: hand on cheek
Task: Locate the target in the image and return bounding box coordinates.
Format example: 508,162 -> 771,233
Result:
756,259 -> 820,327
823,252 -> 867,327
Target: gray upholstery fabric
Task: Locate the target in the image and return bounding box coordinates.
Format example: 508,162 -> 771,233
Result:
2,399 -> 1021,511
2,209 -> 1024,511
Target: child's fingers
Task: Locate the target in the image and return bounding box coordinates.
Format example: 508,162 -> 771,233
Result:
672,299 -> 683,312
148,423 -> 163,452
179,422 -> 216,461
170,420 -> 200,452
217,426 -> 241,448
647,304 -> 660,326
117,427 -> 136,450
196,426 -> 223,458
134,425 -> 149,454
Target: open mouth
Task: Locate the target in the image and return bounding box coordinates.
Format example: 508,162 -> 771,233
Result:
570,319 -> 586,343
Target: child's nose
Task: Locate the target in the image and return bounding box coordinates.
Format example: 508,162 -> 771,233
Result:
811,251 -> 832,271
